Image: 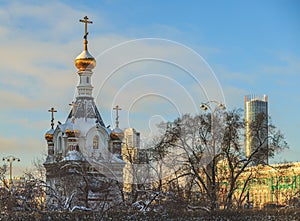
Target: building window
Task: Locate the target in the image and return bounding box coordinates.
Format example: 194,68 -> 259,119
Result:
93,136 -> 99,149
58,136 -> 62,152
86,77 -> 89,84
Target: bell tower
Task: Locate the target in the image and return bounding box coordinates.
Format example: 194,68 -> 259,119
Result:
75,16 -> 96,98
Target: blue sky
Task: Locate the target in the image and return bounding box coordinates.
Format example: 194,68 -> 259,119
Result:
0,0 -> 299,175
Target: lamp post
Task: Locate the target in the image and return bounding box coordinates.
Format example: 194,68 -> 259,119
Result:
200,100 -> 225,210
2,155 -> 20,185
200,101 -> 225,158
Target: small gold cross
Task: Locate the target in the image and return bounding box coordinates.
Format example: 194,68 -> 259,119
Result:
69,101 -> 78,123
79,16 -> 93,40
113,105 -> 122,128
48,107 -> 57,129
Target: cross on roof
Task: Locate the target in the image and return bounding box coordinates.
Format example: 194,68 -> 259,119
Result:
113,105 -> 122,128
48,107 -> 57,129
69,101 -> 78,123
79,16 -> 93,40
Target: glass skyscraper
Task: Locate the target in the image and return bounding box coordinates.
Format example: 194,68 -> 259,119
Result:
244,95 -> 268,164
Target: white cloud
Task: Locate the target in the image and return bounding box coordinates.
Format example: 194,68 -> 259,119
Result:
0,136 -> 44,153
85,38 -> 227,135
92,38 -> 225,102
262,53 -> 300,76
0,137 -> 46,175
0,90 -> 36,109
222,86 -> 249,109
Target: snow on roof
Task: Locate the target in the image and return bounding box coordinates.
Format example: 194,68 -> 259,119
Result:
64,118 -> 97,136
104,126 -> 112,135
66,98 -> 105,127
75,49 -> 94,60
44,155 -> 54,164
45,128 -> 55,135
64,150 -> 84,161
112,127 -> 123,134
59,117 -> 112,138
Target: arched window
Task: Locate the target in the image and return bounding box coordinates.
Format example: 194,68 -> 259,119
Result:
58,136 -> 62,152
93,136 -> 99,149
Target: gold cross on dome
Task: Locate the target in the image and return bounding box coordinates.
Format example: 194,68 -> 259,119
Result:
113,105 -> 122,128
79,16 -> 93,40
48,107 -> 57,129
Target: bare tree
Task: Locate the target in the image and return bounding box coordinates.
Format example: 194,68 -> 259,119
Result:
148,110 -> 288,212
45,160 -> 122,212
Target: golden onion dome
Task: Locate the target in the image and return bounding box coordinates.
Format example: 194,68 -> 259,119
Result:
110,127 -> 124,140
45,129 -> 54,141
75,49 -> 96,71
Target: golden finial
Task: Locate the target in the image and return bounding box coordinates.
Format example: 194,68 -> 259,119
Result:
113,105 -> 122,128
48,107 -> 57,129
79,16 -> 93,51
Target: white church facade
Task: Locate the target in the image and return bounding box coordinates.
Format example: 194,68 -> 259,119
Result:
43,16 -> 141,210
